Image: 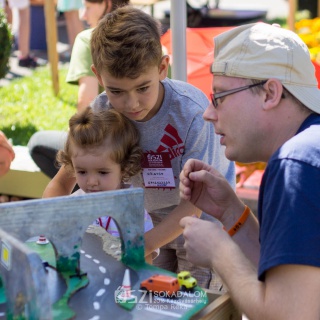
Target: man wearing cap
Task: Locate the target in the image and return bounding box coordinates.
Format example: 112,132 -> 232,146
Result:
179,22 -> 320,318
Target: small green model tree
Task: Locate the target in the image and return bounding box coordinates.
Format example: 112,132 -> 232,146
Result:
0,9 -> 12,79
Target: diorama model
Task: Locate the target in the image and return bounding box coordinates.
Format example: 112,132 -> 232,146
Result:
0,188 -> 208,319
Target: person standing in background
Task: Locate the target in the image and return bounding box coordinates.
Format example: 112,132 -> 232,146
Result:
57,0 -> 84,55
4,0 -> 39,68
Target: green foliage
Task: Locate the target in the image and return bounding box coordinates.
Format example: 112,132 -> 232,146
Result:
0,9 -> 12,79
0,67 -> 78,145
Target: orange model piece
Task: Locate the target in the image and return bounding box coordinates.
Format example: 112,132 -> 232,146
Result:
140,274 -> 180,296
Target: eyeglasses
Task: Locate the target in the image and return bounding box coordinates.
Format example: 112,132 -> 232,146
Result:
210,80 -> 268,108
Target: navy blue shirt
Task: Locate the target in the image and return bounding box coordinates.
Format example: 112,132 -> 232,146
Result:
258,114 -> 320,280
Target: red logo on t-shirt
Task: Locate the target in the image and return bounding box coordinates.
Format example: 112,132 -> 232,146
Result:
156,124 -> 185,160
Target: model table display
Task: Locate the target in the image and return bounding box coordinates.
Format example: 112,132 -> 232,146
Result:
0,189 -> 226,319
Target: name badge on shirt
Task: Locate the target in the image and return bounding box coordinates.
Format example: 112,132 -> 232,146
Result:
142,153 -> 175,188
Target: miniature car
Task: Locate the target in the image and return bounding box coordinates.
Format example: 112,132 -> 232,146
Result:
140,274 -> 180,296
177,271 -> 197,290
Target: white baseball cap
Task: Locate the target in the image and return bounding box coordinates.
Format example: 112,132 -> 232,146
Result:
211,23 -> 320,114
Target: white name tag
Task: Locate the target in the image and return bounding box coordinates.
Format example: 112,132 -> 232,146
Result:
142,153 -> 175,189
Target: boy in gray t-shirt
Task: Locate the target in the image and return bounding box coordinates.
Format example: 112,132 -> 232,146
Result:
44,6 -> 235,289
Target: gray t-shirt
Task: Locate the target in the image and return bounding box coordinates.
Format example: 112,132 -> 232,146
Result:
92,78 -> 235,218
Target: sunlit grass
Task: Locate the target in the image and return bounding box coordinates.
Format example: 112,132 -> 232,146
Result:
0,66 -> 77,146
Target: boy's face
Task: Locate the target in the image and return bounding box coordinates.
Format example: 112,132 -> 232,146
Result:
92,57 -> 169,122
71,144 -> 122,193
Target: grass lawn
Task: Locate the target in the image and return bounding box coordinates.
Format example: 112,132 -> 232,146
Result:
0,66 -> 78,146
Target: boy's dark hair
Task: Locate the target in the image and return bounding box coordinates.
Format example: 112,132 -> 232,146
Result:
91,6 -> 163,78
57,107 -> 142,181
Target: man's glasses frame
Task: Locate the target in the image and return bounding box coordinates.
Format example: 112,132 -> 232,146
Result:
210,80 -> 268,108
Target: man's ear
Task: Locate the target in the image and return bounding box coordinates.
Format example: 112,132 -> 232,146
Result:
91,64 -> 104,88
263,79 -> 284,110
159,55 -> 170,80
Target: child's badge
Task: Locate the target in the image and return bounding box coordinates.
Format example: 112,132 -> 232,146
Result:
142,153 -> 175,188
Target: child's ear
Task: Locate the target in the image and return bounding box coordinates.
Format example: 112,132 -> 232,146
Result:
91,64 -> 104,88
159,55 -> 170,80
105,0 -> 112,13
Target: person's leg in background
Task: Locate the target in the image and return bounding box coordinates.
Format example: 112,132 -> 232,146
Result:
28,131 -> 68,179
28,130 -> 79,192
17,5 -> 31,62
4,1 -> 12,23
57,0 -> 83,57
64,9 -> 83,49
7,0 -> 39,68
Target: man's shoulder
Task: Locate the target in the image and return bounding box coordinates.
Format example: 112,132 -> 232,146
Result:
273,114 -> 320,165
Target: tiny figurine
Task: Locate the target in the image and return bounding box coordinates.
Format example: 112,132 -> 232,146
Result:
177,271 -> 197,291
36,235 -> 49,245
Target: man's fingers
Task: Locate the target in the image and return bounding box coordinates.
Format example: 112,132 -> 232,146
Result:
179,216 -> 188,229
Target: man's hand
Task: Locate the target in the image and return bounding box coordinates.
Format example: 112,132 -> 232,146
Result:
180,216 -> 231,268
179,159 -> 243,222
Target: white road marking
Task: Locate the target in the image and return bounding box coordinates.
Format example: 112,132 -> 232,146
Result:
93,259 -> 100,264
93,302 -> 100,310
104,278 -> 110,285
96,289 -> 106,297
99,266 -> 106,273
85,254 -> 92,259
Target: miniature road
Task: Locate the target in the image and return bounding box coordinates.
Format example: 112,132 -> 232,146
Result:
69,231 -> 207,319
0,230 -> 207,319
69,231 -> 130,319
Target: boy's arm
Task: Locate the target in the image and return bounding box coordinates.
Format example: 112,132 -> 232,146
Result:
77,76 -> 99,112
42,166 -> 76,198
144,200 -> 201,256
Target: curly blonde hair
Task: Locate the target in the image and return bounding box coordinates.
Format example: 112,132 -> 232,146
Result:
57,107 -> 142,182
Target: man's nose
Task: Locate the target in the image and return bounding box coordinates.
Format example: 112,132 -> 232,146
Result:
203,102 -> 218,122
